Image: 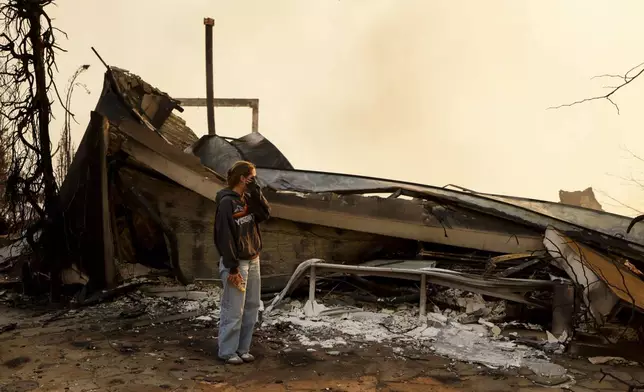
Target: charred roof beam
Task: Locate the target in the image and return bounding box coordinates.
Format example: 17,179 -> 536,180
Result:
176,98 -> 259,133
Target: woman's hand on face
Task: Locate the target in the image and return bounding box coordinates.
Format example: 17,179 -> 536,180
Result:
245,177 -> 260,195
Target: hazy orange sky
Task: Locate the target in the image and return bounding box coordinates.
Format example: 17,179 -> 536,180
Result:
48,1 -> 644,216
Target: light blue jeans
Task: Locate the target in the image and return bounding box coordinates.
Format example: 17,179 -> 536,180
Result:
218,257 -> 261,359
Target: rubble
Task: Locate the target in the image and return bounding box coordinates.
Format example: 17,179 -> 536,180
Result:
263,296 -> 571,382
545,228 -> 621,324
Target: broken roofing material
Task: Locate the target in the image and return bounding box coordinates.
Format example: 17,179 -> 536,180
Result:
544,228 -> 619,325
559,187 -> 603,211
190,130 -> 644,265
99,66 -> 644,265
545,228 -> 644,325
190,135 -> 545,255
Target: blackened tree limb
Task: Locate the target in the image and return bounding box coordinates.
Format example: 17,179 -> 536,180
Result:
55,64 -> 90,185
548,61 -> 644,115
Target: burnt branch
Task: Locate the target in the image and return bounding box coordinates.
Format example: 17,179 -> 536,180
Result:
548,61 -> 644,115
595,189 -> 642,215
55,64 -> 90,185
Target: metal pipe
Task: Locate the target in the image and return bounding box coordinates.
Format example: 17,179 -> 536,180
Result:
419,274 -> 427,319
309,265 -> 317,304
264,259 -> 556,316
204,17 -> 216,135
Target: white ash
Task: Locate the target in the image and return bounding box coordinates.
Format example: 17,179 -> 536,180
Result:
297,334 -> 348,348
64,286 -> 224,322
263,298 -> 570,379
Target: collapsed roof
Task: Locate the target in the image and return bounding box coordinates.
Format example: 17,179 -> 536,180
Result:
20,66 -> 640,326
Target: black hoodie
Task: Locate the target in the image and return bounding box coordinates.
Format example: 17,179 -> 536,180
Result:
213,183 -> 271,273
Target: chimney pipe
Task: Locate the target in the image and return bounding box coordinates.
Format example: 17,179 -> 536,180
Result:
204,17 -> 216,135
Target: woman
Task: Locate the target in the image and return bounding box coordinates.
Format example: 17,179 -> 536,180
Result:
213,160 -> 271,365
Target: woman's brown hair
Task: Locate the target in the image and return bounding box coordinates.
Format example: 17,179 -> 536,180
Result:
226,161 -> 256,188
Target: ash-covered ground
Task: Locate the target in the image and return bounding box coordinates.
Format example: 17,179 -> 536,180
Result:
1,285 -> 642,391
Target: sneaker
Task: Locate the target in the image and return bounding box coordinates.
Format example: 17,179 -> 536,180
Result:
239,353 -> 255,363
223,354 -> 244,365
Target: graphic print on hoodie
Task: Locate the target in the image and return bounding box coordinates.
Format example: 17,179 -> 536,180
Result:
213,186 -> 271,273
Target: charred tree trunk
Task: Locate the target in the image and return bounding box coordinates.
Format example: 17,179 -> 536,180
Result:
0,0 -> 70,298
27,5 -> 56,218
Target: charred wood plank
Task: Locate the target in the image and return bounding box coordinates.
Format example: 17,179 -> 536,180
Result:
57,112 -> 116,290
495,258 -> 544,278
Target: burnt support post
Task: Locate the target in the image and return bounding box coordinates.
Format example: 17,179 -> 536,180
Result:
60,112 -> 116,291
204,17 -> 216,135
552,282 -> 575,337
98,115 -> 116,289
251,101 -> 259,133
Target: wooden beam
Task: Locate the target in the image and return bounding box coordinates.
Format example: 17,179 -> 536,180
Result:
175,98 -> 258,108
58,112 -> 116,289
175,98 -> 259,133
98,113 -> 116,288
495,258 -> 543,278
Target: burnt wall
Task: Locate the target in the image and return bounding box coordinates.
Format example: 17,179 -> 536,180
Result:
117,167 -> 409,282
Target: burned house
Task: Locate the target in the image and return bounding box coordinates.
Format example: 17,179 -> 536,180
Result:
1,57 -> 643,349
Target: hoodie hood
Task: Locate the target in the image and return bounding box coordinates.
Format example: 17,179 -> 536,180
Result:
215,188 -> 240,204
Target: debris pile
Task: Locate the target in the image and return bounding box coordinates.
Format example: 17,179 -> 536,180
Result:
261,297 -> 571,384
0,281 -> 223,333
